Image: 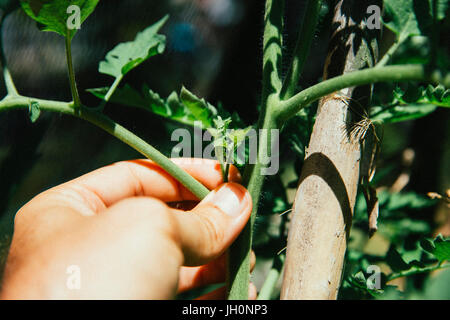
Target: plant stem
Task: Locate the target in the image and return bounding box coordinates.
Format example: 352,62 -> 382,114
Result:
280,0 -> 322,99
0,18 -> 18,96
257,254 -> 285,300
376,39 -> 403,67
226,0 -> 284,300
0,95 -> 210,199
278,64 -> 449,122
260,0 -> 284,105
99,75 -> 123,110
65,36 -> 81,107
387,263 -> 450,281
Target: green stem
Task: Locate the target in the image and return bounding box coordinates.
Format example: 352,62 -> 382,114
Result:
223,163 -> 230,183
0,95 -> 210,199
278,64 -> 449,122
257,254 -> 285,300
99,75 -> 123,110
65,36 -> 81,107
376,39 -> 403,67
387,263 -> 450,282
260,0 -> 284,105
226,0 -> 284,300
280,0 -> 322,99
0,17 -> 18,96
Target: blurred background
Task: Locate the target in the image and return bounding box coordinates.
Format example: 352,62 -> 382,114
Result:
0,0 -> 449,299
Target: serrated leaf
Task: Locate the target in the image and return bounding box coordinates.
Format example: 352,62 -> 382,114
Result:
87,84 -> 220,129
371,83 -> 449,123
20,0 -> 99,40
179,86 -> 218,129
419,235 -> 450,262
383,0 -> 448,41
28,100 -> 40,123
98,16 -> 168,79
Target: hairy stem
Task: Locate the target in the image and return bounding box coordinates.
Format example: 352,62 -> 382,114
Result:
278,64 -> 449,122
260,0 -> 284,105
0,95 -> 210,199
65,36 -> 81,107
280,0 -> 322,99
227,0 -> 284,299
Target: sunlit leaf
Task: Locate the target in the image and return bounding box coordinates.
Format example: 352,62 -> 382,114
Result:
20,0 -> 99,40
98,15 -> 168,79
383,0 -> 448,41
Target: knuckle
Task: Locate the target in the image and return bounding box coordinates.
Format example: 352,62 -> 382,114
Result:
194,208 -> 226,257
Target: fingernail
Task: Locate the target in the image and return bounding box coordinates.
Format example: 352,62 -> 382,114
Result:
203,183 -> 249,217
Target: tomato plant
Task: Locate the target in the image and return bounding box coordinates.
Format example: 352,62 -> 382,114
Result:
0,0 -> 449,299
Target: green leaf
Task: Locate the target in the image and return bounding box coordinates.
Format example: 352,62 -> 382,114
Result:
421,235 -> 450,262
379,191 -> 437,211
386,246 -> 411,272
98,15 -> 168,79
28,100 -> 40,123
383,0 -> 448,41
179,86 -> 218,129
371,104 -> 437,123
433,241 -> 450,262
20,0 -> 99,40
87,84 -> 218,129
371,83 -> 449,123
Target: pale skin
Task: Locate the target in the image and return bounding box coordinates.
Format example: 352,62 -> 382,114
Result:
0,158 -> 256,299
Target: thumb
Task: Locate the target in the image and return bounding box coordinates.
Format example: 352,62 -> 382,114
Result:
174,182 -> 252,266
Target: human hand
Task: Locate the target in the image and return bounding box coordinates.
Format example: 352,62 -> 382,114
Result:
0,158 -> 254,299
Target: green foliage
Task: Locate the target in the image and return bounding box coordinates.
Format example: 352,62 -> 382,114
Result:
383,0 -> 448,41
371,104 -> 436,123
98,15 -> 168,80
178,86 -> 219,129
342,183 -> 449,299
370,84 -> 449,123
88,85 -> 217,129
354,190 -> 435,242
88,80 -> 251,177
20,0 -> 99,40
421,235 -> 450,262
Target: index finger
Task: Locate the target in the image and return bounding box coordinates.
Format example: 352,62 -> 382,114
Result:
49,158 -> 241,210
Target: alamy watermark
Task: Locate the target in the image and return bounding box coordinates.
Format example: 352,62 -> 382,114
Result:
66,264 -> 81,290
366,265 -> 381,290
366,5 -> 381,30
170,121 -> 280,175
67,5 -> 81,30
